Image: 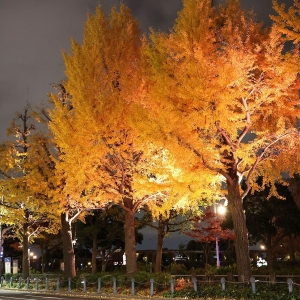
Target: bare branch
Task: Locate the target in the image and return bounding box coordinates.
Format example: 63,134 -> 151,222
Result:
237,98 -> 251,145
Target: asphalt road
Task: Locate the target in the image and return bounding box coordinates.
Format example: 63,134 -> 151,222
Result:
0,290 -> 106,300
0,289 -> 175,300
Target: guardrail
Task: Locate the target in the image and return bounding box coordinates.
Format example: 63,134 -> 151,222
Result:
1,274 -> 300,297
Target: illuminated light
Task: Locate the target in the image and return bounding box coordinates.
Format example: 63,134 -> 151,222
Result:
217,205 -> 226,215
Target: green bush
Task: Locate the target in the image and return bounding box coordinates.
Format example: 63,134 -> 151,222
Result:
164,262 -> 187,275
163,281 -> 300,299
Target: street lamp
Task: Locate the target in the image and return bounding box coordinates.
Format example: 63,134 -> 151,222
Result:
214,203 -> 226,267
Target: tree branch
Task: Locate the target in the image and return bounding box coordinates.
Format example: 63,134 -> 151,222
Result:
241,131 -> 299,199
237,98 -> 251,145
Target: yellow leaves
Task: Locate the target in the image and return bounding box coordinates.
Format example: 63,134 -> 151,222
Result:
137,0 -> 300,201
271,0 -> 300,44
45,0 -> 300,229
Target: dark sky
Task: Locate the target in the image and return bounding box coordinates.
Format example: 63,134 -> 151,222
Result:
0,0 -> 294,250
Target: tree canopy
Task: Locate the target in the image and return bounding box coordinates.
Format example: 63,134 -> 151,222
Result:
48,4 -> 205,276
135,0 -> 300,280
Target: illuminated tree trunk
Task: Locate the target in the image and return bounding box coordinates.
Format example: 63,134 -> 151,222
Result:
22,225 -> 30,279
227,178 -> 252,282
155,217 -> 165,273
61,213 -> 76,277
123,204 -> 137,277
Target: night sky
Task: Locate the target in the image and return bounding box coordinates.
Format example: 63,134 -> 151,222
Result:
0,0 -> 294,250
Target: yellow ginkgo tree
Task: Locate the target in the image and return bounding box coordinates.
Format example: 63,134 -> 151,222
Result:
138,0 -> 300,281
0,106 -> 58,279
48,4 -> 208,277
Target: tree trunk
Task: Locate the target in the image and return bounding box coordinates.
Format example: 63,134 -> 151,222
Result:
92,234 -> 97,274
227,178 -> 252,281
289,235 -> 296,261
61,213 -> 76,277
101,249 -> 108,272
155,218 -> 165,273
202,243 -> 211,266
266,250 -> 275,279
43,248 -> 51,272
123,208 -> 137,277
22,224 -> 30,279
41,248 -> 44,274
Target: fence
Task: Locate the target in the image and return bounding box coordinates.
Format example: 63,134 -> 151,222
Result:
1,274 -> 300,297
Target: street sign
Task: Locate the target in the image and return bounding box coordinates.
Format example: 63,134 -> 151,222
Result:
4,257 -> 11,274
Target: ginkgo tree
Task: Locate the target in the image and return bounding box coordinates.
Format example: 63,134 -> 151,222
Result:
0,106 -> 58,279
137,0 -> 300,281
48,5 -> 206,277
32,103 -> 93,278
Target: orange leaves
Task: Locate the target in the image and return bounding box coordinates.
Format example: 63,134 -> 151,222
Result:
271,0 -> 300,44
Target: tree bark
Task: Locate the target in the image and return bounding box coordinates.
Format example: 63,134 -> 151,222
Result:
61,213 -> 76,277
202,243 -> 211,266
289,235 -> 296,261
266,235 -> 275,279
101,249 -> 108,272
227,178 -> 252,281
155,218 -> 165,273
92,233 -> 97,274
22,224 -> 30,279
123,208 -> 137,277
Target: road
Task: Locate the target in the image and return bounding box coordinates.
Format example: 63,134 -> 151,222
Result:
0,290 -> 108,300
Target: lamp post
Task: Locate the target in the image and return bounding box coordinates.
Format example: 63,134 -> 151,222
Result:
214,203 -> 226,267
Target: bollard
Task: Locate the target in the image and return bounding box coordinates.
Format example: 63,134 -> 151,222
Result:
56,277 -> 60,291
26,277 -> 30,289
192,277 -> 197,292
170,278 -> 175,295
68,277 -> 71,292
221,277 -> 226,291
113,277 -> 117,294
10,277 -> 13,288
131,278 -> 135,296
46,276 -> 49,291
287,278 -> 293,293
97,277 -> 101,294
18,277 -> 22,289
150,278 -> 154,297
250,277 -> 256,294
83,277 -> 86,293
35,277 -> 38,290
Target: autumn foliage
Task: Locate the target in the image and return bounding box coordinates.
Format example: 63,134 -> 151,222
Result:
185,207 -> 234,244
184,207 -> 234,264
0,0 -> 299,281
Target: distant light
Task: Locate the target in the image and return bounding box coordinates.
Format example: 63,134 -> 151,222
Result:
257,257 -> 267,267
260,245 -> 265,250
